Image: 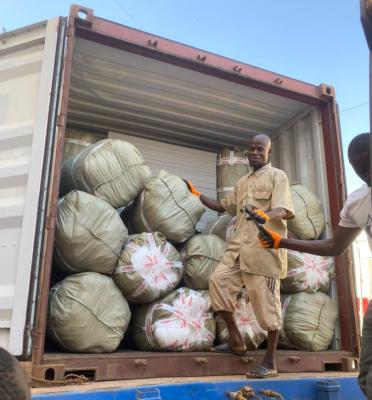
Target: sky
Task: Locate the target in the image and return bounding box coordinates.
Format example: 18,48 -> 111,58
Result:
1,0 -> 370,193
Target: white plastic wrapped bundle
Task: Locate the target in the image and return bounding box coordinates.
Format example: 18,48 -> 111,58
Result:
54,190 -> 128,274
47,272 -> 131,353
130,170 -> 205,243
132,288 -> 215,351
60,139 -> 151,208
279,292 -> 338,351
114,232 -> 183,303
288,183 -> 325,239
216,289 -> 267,350
281,250 -> 335,293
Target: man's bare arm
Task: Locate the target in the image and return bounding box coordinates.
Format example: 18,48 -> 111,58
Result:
280,225 -> 361,256
266,207 -> 289,222
199,194 -> 225,213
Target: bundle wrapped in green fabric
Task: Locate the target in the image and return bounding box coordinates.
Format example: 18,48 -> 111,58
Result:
130,170 -> 205,243
55,190 -> 128,275
60,139 -> 151,208
288,183 -> 325,239
279,292 -> 338,351
47,272 -> 131,353
217,147 -> 250,201
216,289 -> 267,350
114,232 -> 183,303
182,234 -> 226,290
132,287 -> 215,351
281,250 -> 335,293
202,214 -> 236,242
63,128 -> 104,162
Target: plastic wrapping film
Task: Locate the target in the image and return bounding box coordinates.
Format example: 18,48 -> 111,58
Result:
281,250 -> 335,293
114,232 -> 183,303
132,288 -> 215,351
216,289 -> 267,350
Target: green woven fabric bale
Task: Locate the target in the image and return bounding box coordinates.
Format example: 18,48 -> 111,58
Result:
288,183 -> 325,239
216,289 -> 267,350
114,232 -> 183,304
182,234 -> 226,290
279,292 -> 338,351
63,128 -> 105,162
281,250 -> 335,294
132,288 -> 215,351
202,214 -> 234,242
130,170 -> 205,243
60,139 -> 151,208
54,191 -> 128,275
217,148 -> 250,202
47,272 -> 131,353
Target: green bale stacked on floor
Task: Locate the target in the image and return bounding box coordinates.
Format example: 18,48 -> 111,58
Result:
182,234 -> 226,290
279,292 -> 338,351
60,139 -> 151,208
54,190 -> 128,275
130,170 -> 205,243
47,272 -> 131,353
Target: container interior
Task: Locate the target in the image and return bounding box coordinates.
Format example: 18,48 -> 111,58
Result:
47,36 -> 339,354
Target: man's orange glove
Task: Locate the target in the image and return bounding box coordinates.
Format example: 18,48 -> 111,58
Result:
250,207 -> 270,224
258,226 -> 282,249
185,180 -> 201,197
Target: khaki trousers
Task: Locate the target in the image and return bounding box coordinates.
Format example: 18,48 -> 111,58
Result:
209,261 -> 282,332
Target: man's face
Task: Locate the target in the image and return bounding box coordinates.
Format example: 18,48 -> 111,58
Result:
247,138 -> 271,169
349,143 -> 371,186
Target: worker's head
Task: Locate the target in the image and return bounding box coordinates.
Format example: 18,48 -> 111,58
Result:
348,133 -> 371,186
0,347 -> 31,400
247,134 -> 272,170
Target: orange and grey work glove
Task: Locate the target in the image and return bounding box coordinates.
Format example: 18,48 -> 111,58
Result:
249,207 -> 270,224
184,179 -> 201,197
258,227 -> 282,249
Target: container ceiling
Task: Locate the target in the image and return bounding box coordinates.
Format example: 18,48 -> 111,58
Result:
67,38 -> 308,152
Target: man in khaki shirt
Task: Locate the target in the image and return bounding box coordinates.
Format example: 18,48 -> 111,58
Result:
187,134 -> 294,378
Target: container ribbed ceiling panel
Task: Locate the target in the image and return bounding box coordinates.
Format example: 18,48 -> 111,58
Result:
67,38 -> 307,152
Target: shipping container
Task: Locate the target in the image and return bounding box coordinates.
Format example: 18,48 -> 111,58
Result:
0,4 -> 360,384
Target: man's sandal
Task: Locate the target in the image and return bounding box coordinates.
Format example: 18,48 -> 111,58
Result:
211,343 -> 248,356
246,364 -> 278,379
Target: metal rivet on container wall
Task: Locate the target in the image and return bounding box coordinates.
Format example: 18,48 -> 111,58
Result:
134,359 -> 148,367
197,54 -> 207,62
233,65 -> 242,73
194,357 -> 208,366
274,77 -> 283,85
289,356 -> 301,363
240,356 -> 256,364
147,38 -> 158,48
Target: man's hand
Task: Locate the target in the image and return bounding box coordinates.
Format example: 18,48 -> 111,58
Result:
258,227 -> 282,249
184,179 -> 201,197
251,207 -> 270,224
242,205 -> 270,224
